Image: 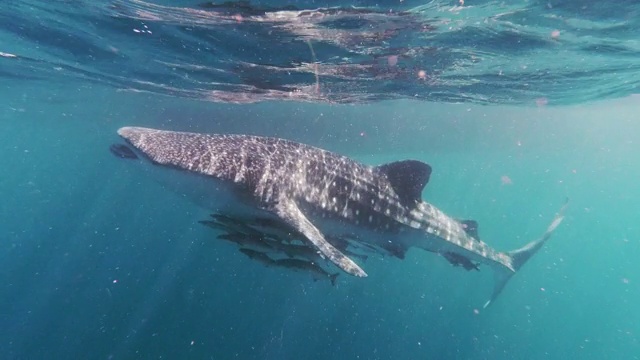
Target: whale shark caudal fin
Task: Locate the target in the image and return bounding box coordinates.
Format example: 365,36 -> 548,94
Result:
483,198 -> 569,309
273,198 -> 368,278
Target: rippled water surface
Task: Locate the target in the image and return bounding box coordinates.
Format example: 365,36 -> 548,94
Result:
2,0 -> 639,105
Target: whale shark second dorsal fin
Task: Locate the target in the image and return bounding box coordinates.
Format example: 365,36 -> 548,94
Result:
459,219 -> 480,240
376,160 -> 432,206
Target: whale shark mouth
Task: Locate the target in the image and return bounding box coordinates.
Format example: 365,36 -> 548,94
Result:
109,144 -> 139,159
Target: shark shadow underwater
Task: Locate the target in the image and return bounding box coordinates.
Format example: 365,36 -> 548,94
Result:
111,127 -> 567,308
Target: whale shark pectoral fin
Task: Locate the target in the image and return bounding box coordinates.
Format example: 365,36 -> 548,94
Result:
273,199 -> 367,278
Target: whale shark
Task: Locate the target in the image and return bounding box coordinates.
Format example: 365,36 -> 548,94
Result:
114,126 -> 567,307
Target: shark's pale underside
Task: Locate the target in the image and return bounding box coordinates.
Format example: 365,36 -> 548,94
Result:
114,126 -> 567,307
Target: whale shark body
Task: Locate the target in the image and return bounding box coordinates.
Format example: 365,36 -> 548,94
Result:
114,126 -> 567,307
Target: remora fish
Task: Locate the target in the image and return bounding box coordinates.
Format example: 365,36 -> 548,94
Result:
273,258 -> 339,286
239,248 -> 276,267
240,248 -> 339,286
217,233 -> 274,251
199,214 -> 264,237
114,126 -> 567,307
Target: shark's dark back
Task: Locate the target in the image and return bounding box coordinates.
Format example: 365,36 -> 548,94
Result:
122,127 -> 419,233
118,127 -> 385,204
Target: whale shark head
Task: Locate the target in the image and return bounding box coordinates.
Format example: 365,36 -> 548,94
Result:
115,127 -> 203,168
112,127 -> 267,215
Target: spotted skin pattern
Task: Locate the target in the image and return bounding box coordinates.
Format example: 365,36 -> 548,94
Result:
118,127 -> 567,304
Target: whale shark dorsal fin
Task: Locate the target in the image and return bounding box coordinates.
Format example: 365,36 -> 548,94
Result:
273,198 -> 368,278
376,160 -> 432,206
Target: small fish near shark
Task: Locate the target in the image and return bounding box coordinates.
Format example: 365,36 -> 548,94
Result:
112,126 -> 568,308
199,212 -> 370,267
239,248 -> 340,286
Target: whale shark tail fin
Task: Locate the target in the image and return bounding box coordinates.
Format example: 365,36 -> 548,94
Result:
483,198 -> 569,309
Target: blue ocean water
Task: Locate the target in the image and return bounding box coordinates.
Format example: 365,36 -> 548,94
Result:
1,1 -> 640,359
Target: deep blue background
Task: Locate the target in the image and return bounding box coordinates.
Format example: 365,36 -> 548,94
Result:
1,83 -> 639,358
